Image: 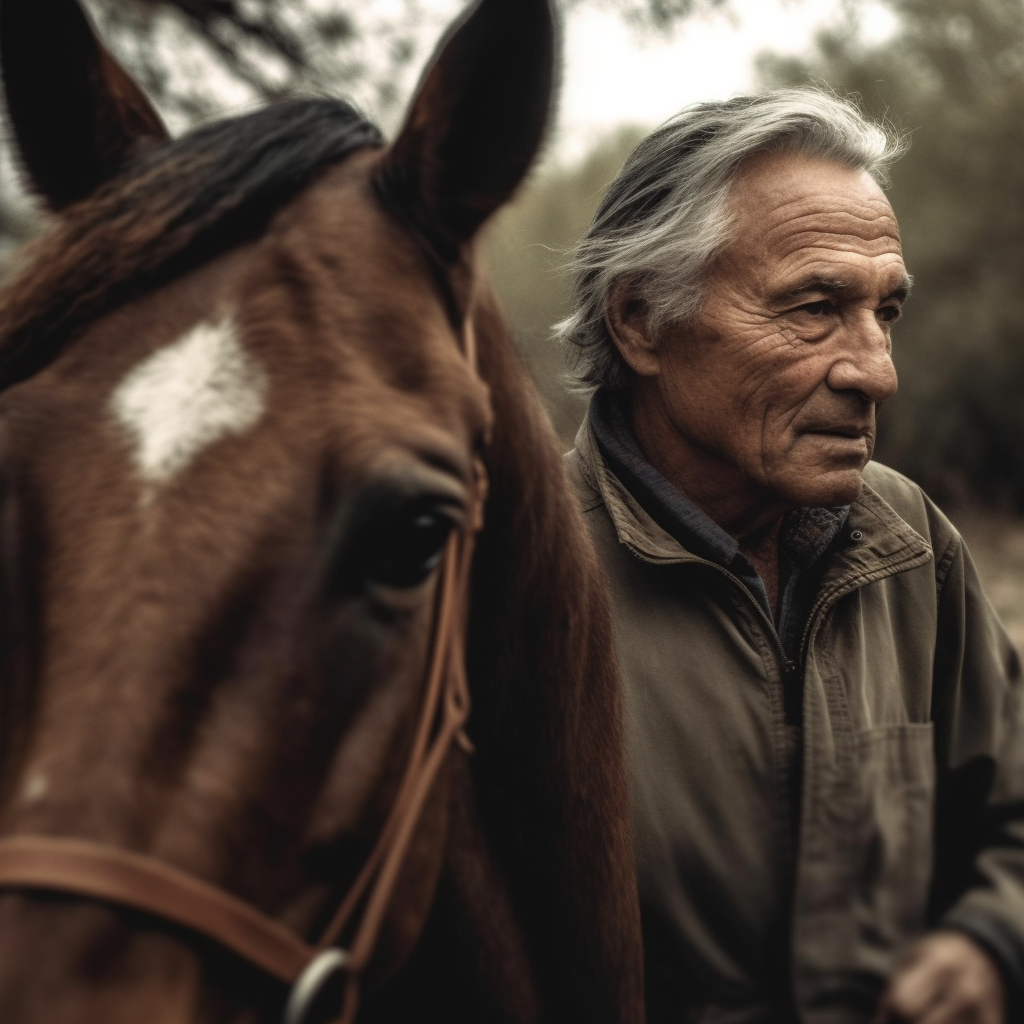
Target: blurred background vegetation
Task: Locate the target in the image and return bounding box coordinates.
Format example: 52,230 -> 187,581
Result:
2,0 -> 1023,639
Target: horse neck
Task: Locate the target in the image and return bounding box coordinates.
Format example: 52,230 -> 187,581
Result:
469,286 -> 615,713
455,287 -> 643,1020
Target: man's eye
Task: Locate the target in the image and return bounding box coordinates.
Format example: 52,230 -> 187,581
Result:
877,304 -> 903,324
798,300 -> 836,316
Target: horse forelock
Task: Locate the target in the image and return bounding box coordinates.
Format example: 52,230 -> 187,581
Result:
0,99 -> 384,392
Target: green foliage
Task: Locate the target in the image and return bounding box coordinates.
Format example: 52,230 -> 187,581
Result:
484,127 -> 648,444
758,0 -> 1024,509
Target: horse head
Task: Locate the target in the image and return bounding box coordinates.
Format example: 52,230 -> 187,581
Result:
0,1 -> 643,1022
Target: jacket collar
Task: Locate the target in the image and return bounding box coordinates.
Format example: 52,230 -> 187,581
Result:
574,409 -> 931,578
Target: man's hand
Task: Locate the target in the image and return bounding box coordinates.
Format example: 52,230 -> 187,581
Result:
873,931 -> 1005,1023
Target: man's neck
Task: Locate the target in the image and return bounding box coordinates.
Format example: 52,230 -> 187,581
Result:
737,520 -> 783,618
627,392 -> 792,616
629,396 -> 790,543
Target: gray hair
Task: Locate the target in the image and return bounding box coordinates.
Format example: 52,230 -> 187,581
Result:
554,89 -> 907,393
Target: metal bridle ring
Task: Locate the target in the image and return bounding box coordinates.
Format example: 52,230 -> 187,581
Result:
283,948 -> 350,1024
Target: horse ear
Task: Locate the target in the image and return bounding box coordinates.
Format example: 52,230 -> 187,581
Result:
379,0 -> 557,259
0,0 -> 170,210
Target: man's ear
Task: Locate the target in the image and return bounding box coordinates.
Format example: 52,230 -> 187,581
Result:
1,0 -> 170,210
605,280 -> 661,377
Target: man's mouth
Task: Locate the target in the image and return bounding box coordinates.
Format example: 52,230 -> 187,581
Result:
806,424 -> 871,440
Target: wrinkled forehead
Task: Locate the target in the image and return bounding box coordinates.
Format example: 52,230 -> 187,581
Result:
726,152 -> 902,257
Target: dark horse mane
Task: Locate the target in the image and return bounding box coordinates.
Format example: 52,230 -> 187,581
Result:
0,98 -> 383,389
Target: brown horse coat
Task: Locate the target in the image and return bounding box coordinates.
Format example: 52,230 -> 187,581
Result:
0,0 -> 644,1021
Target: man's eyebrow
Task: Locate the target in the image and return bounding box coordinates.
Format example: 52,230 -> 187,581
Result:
775,273 -> 914,305
775,277 -> 850,304
886,274 -> 914,303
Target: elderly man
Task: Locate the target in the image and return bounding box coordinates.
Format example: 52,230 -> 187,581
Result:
557,91 -> 1024,1024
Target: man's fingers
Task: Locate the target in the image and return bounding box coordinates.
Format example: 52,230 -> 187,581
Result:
883,951 -> 946,1020
875,932 -> 1005,1024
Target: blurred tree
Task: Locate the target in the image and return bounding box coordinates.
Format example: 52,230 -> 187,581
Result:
757,0 -> 1024,509
573,0 -> 728,32
84,0 -> 429,126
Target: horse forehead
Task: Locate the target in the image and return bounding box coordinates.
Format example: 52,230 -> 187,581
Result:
92,149 -> 488,490
277,155 -> 455,327
258,157 -> 493,434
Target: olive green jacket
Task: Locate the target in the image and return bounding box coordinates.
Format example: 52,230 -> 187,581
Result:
567,419 -> 1024,1024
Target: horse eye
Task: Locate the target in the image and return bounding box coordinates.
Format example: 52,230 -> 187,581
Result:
363,510 -> 456,589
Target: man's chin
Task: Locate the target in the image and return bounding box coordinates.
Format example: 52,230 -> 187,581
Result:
782,466 -> 867,509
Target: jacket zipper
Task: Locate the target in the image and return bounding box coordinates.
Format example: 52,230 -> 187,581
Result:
626,549 -> 797,681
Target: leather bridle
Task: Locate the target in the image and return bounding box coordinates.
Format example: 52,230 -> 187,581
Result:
0,314 -> 489,1024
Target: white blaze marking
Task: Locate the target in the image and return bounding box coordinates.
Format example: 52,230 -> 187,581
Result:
110,312 -> 267,487
20,773 -> 48,805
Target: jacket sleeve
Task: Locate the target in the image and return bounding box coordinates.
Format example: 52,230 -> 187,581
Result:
929,530 -> 1024,1010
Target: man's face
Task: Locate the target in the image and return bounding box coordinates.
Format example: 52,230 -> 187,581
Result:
631,152 -> 907,526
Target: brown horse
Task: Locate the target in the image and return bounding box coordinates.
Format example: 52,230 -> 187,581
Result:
0,0 -> 643,1021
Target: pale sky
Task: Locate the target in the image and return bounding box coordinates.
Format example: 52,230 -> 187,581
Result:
556,0 -> 900,162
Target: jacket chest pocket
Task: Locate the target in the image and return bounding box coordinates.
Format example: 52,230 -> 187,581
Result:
841,722 -> 937,946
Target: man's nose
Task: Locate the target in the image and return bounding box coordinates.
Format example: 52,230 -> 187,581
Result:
826,316 -> 899,403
